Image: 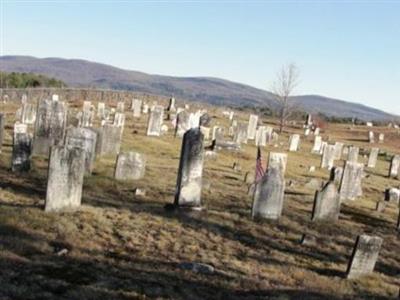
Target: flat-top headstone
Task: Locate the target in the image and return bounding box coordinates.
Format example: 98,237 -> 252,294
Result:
312,180 -> 340,221
21,103 -> 36,125
321,144 -> 336,170
147,105 -> 164,136
96,124 -> 123,156
367,148 -> 379,168
339,161 -> 364,201
333,142 -> 344,160
346,235 -> 383,279
368,131 -> 375,143
255,126 -> 267,146
174,128 -> 204,208
234,122 -> 248,144
251,166 -> 285,220
132,99 -> 142,118
289,134 -> 300,152
11,132 -> 32,172
65,127 -> 98,173
114,152 -> 146,180
45,146 -> 85,212
247,114 -> 258,140
311,136 -> 322,154
97,102 -> 106,119
348,146 -> 359,163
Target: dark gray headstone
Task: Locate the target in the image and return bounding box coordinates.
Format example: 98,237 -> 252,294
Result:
11,132 -> 32,172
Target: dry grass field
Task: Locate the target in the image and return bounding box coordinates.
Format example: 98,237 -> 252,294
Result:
0,96 -> 399,300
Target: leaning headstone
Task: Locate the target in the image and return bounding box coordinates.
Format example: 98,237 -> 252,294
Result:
389,155 -> 400,178
347,146 -> 359,163
174,128 -> 204,208
132,99 -> 142,118
147,105 -> 164,136
321,144 -> 336,170
0,114 -> 4,153
114,152 -> 146,180
247,114 -> 258,140
346,235 -> 383,279
32,99 -> 67,156
251,166 -> 285,220
234,122 -> 248,144
367,148 -> 379,168
96,124 -> 123,156
311,136 -> 322,154
65,127 -> 98,173
11,131 -> 32,172
312,172 -> 340,221
45,146 -> 85,212
289,134 -> 300,152
339,161 -> 364,201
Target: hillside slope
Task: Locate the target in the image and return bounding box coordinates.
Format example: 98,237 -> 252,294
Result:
0,55 -> 396,121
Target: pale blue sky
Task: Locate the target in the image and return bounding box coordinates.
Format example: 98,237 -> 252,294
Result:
1,1 -> 399,113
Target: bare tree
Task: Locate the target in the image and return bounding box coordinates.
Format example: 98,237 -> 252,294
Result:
271,63 -> 300,133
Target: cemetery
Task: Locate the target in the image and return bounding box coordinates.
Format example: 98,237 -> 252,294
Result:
0,89 -> 399,299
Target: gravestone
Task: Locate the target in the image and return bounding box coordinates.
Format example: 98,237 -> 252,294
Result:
212,126 -> 224,142
255,126 -> 267,146
321,144 -> 336,170
265,127 -> 273,143
311,136 -> 322,154
389,155 -> 400,178
132,99 -> 142,118
331,166 -> 343,185
175,111 -> 190,138
289,134 -> 300,152
348,146 -> 359,163
385,188 -> 400,204
200,126 -> 210,140
234,122 -> 248,144
113,112 -> 125,128
147,105 -> 164,136
251,166 -> 285,220
97,102 -> 106,119
333,142 -> 344,160
11,132 -> 32,172
189,111 -> 201,129
0,114 -> 4,153
378,133 -> 384,143
21,103 -> 36,124
142,104 -> 149,114
312,176 -> 340,221
96,124 -> 123,156
65,127 -> 98,173
367,148 -> 379,168
346,235 -> 383,279
114,152 -> 146,180
82,101 -> 93,127
268,152 -> 288,174
247,114 -> 258,140
45,146 -> 85,212
32,99 -> 67,156
314,127 -> 320,136
174,128 -> 204,208
117,101 -> 125,113
339,161 -> 364,201
368,131 -> 375,143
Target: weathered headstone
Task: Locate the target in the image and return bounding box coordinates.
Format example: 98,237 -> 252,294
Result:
97,102 -> 106,119
32,99 -> 67,156
268,152 -> 288,174
96,124 -> 123,156
117,101 -> 125,113
311,136 -> 322,154
346,235 -> 383,279
21,103 -> 36,125
251,166 -> 285,220
367,148 -> 379,168
65,127 -> 97,173
347,146 -> 359,163
339,161 -> 364,201
81,101 -> 93,127
147,105 -> 164,136
234,122 -> 248,144
175,111 -> 190,137
132,99 -> 142,118
368,131 -> 375,143
247,114 -> 258,140
389,155 -> 400,178
113,112 -> 125,128
45,146 -> 85,212
378,133 -> 384,143
114,152 -> 146,180
289,134 -> 300,152
255,126 -> 267,146
174,128 -> 204,208
11,132 -> 32,172
333,142 -> 344,160
311,174 -> 340,221
321,144 -> 336,170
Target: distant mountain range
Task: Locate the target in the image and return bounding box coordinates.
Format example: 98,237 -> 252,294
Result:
0,55 -> 397,121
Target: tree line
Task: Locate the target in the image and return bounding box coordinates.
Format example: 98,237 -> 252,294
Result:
0,72 -> 66,89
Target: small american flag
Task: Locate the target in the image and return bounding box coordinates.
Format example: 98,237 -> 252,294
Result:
255,147 -> 266,183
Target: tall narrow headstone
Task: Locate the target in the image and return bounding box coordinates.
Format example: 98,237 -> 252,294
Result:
132,99 -> 142,118
81,101 -> 93,127
21,103 -> 36,125
114,152 -> 146,180
367,148 -> 379,168
346,235 -> 383,279
65,127 -> 98,173
247,114 -> 258,140
288,134 -> 300,152
45,146 -> 85,212
321,144 -> 336,170
347,146 -> 359,163
378,133 -> 384,143
234,122 -> 248,144
251,166 -> 285,220
175,111 -> 190,137
389,155 -> 400,178
11,132 -> 32,172
311,136 -> 322,154
174,128 -> 204,208
97,102 -> 106,119
147,105 -> 164,136
255,126 -> 267,146
0,114 -> 4,153
339,161 -> 364,201
368,131 -> 375,143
